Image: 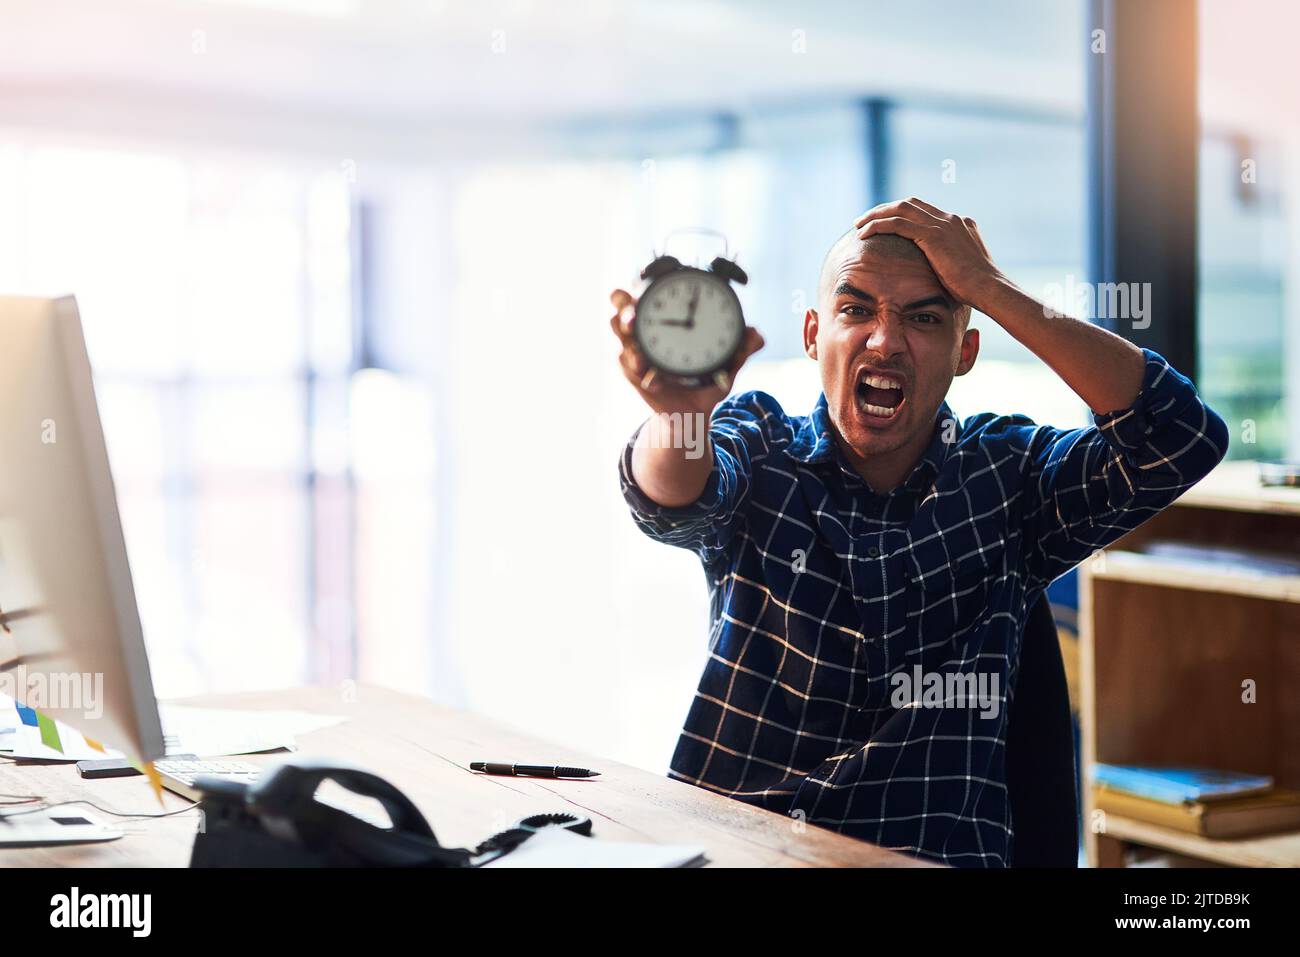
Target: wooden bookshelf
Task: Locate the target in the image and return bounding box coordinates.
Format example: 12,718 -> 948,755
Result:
1175,460 -> 1300,517
1079,460 -> 1300,868
1098,813 -> 1300,868
1091,550 -> 1300,604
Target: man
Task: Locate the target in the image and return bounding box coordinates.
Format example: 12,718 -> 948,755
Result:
609,198 -> 1228,867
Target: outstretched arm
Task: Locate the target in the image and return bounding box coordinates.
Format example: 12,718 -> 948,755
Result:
609,288 -> 764,507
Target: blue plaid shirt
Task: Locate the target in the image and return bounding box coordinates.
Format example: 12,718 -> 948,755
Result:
620,349 -> 1227,866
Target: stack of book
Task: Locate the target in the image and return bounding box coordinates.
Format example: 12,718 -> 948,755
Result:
1093,765 -> 1300,839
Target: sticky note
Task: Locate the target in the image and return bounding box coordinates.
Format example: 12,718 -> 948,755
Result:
35,712 -> 62,752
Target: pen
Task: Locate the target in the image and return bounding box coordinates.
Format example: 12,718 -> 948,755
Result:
470,762 -> 601,779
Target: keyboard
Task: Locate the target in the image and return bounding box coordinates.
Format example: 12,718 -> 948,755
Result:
156,757 -> 392,828
155,757 -> 261,802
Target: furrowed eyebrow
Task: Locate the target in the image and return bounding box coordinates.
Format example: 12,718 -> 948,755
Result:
833,282 -> 875,303
902,295 -> 953,313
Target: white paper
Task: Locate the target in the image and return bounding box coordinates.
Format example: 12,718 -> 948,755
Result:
0,733 -> 123,760
0,694 -> 125,760
0,694 -> 345,761
483,826 -> 707,868
158,705 -> 347,757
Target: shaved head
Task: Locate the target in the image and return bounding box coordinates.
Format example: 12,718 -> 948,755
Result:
803,222 -> 981,484
818,229 -> 971,328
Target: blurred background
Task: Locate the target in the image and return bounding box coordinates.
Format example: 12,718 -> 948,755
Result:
0,0 -> 1294,773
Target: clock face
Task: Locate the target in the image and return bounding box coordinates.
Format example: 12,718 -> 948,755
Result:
634,269 -> 745,378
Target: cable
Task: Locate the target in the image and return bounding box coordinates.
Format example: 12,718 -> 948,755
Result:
0,742 -> 200,819
0,784 -> 46,805
1,796 -> 43,806
0,797 -> 198,821
0,754 -> 197,819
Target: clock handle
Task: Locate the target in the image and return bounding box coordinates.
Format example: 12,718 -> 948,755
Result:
710,257 -> 748,285
640,255 -> 682,281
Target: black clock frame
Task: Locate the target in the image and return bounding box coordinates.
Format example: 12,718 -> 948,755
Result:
633,256 -> 748,387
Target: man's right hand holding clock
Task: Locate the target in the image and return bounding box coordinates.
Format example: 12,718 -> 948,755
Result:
608,286 -> 765,508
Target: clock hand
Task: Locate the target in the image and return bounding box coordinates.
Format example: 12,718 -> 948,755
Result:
647,318 -> 692,328
685,285 -> 700,329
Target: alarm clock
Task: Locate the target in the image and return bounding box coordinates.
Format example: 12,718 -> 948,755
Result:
633,253 -> 748,388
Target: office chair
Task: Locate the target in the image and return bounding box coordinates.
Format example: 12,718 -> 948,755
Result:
1005,592 -> 1079,867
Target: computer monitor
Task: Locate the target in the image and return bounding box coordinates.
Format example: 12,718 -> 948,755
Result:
0,295 -> 164,762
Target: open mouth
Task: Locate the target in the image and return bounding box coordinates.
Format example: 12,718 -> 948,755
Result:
855,370 -> 906,421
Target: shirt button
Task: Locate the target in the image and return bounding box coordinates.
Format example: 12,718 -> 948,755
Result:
867,546 -> 881,558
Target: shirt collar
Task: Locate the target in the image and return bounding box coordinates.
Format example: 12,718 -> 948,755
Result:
785,393 -> 838,464
785,393 -> 957,489
908,400 -> 956,490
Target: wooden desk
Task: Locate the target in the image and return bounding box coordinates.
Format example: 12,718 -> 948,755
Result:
0,686 -> 932,868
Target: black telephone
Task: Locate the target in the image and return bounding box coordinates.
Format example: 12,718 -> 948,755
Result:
190,758 -> 591,868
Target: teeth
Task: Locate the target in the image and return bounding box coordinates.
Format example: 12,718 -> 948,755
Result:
855,370 -> 904,420
859,373 -> 902,390
861,402 -> 899,418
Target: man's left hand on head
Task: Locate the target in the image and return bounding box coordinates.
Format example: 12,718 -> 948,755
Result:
855,198 -> 1005,312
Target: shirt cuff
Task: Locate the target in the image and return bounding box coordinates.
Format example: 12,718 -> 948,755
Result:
619,424 -> 724,523
1092,348 -> 1200,451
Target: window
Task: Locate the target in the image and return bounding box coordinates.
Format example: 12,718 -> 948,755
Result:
0,140 -> 358,698
888,105 -> 1090,428
1197,0 -> 1295,461
1198,133 -> 1286,460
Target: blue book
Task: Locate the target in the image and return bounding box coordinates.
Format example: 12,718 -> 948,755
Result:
1093,765 -> 1274,804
